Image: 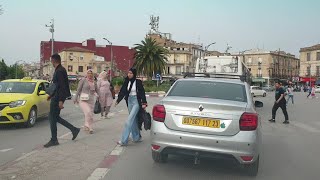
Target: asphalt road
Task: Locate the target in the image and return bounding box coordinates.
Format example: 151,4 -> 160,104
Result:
1,92 -> 320,180
103,92 -> 320,180
0,98 -> 128,167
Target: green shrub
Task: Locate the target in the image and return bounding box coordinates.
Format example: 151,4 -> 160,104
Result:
112,77 -> 125,86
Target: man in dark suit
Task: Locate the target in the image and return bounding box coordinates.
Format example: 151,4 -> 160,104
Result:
44,54 -> 80,148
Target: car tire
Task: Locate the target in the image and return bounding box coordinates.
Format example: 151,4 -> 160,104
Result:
25,107 -> 37,128
242,157 -> 259,176
152,151 -> 168,163
263,93 -> 266,97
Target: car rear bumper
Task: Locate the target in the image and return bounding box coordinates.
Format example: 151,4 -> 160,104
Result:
151,121 -> 261,164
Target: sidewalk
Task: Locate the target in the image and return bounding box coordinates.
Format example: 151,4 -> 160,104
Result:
0,111 -> 129,180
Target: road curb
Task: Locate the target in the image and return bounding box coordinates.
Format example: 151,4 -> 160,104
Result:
87,145 -> 124,180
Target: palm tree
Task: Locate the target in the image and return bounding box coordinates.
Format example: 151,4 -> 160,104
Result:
133,37 -> 168,79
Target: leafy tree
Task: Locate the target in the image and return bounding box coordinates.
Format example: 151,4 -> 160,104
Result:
133,37 -> 168,79
5,64 -> 25,79
0,59 -> 8,80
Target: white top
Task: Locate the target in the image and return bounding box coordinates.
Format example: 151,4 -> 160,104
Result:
127,80 -> 137,96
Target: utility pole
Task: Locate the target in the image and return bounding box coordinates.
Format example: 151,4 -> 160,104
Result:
103,38 -> 113,82
46,19 -> 55,55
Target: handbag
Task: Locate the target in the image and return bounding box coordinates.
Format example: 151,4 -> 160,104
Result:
94,100 -> 101,114
80,93 -> 89,101
139,109 -> 152,130
46,83 -> 56,97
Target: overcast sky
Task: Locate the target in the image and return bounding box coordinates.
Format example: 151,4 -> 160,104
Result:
0,0 -> 319,65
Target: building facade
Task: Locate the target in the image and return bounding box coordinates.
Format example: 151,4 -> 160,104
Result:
299,44 -> 320,85
40,38 -> 135,78
148,33 -> 203,77
238,49 -> 300,85
22,62 -> 41,79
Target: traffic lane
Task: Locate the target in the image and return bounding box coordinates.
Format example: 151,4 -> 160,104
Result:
105,93 -> 319,180
105,132 -> 318,180
0,98 -> 127,167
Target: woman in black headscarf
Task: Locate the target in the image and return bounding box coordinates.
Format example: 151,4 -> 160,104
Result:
115,68 -> 147,146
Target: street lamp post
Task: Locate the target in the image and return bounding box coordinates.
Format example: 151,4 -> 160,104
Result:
203,42 -> 216,58
103,38 -> 113,82
45,19 -> 55,55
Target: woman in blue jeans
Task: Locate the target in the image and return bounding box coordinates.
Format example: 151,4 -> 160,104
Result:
115,68 -> 147,146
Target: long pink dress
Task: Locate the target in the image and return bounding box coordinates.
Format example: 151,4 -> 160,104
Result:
98,79 -> 113,115
76,79 -> 98,131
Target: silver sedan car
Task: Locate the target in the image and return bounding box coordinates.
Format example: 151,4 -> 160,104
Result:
151,75 -> 263,176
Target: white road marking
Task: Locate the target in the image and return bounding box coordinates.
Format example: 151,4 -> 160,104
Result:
0,148 -> 13,152
58,132 -> 72,139
109,145 -> 123,156
87,168 -> 110,180
15,150 -> 38,162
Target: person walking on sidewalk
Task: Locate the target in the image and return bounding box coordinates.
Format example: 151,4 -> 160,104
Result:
115,68 -> 147,146
97,71 -> 114,119
74,69 -> 99,134
269,82 -> 289,124
44,54 -> 80,148
287,85 -> 294,105
311,85 -> 316,99
307,85 -> 312,98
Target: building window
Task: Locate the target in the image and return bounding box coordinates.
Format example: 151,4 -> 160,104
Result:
317,52 -> 320,61
167,67 -> 170,74
176,66 -> 181,75
80,54 -> 84,60
317,66 -> 320,76
307,66 -> 311,76
307,53 -> 311,61
68,65 -> 73,72
79,66 -> 83,73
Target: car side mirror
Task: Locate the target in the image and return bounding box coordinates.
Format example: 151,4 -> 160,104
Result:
255,101 -> 263,108
39,90 -> 46,95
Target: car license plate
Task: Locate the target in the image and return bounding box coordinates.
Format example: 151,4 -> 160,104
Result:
182,117 -> 220,128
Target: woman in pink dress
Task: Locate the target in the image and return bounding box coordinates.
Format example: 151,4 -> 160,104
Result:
74,69 -> 99,134
97,71 -> 114,118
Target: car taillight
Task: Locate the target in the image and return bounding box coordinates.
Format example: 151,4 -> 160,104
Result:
239,112 -> 258,131
152,105 -> 166,122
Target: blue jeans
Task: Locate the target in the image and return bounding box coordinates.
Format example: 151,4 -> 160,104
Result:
287,95 -> 294,104
121,96 -> 140,145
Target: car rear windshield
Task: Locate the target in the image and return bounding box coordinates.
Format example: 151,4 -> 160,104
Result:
0,82 -> 36,94
168,81 -> 247,102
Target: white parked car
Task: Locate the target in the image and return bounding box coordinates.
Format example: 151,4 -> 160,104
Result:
250,86 -> 266,97
315,86 -> 320,93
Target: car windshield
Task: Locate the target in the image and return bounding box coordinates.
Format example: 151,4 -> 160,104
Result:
0,82 -> 36,94
168,81 -> 247,102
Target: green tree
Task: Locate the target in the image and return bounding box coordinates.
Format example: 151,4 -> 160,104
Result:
133,37 -> 168,79
6,64 -> 25,79
0,59 -> 8,80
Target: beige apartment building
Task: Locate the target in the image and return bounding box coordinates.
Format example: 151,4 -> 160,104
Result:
42,47 -> 111,79
148,33 -> 203,77
238,49 -> 300,85
299,44 -> 320,79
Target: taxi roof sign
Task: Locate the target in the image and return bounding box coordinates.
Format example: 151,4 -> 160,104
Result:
22,77 -> 32,81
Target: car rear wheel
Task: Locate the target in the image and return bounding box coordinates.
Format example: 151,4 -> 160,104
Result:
152,151 -> 168,163
242,157 -> 259,176
25,107 -> 37,128
263,93 -> 266,97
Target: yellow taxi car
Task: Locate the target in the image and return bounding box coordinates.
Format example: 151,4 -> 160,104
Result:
0,77 -> 50,127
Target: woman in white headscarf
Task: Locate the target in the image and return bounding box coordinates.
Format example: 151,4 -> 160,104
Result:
97,71 -> 114,118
